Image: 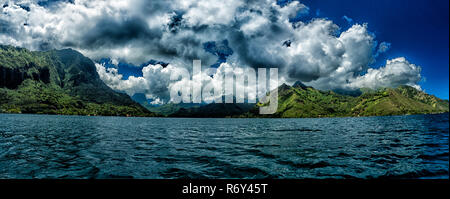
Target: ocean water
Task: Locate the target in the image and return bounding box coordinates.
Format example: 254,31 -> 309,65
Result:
0,113 -> 448,179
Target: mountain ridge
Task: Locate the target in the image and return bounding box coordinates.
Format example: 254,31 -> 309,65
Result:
0,45 -> 158,117
168,82 -> 449,118
242,83 -> 449,118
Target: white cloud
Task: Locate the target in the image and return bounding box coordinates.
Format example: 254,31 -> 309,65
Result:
238,12 -> 270,36
348,57 -> 422,90
1,0 -> 425,103
285,19 -> 348,81
174,0 -> 243,26
278,1 -> 308,21
95,61 -> 274,104
96,62 -> 174,102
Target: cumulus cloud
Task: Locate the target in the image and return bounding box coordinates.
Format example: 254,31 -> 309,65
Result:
348,57 -> 422,90
173,0 -> 243,26
96,62 -> 187,103
0,0 -> 424,103
95,61 -> 269,104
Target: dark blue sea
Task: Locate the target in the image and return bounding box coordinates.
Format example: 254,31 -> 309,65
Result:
0,113 -> 448,179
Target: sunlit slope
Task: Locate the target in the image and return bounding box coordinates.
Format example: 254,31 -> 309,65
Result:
243,83 -> 449,118
352,85 -> 449,116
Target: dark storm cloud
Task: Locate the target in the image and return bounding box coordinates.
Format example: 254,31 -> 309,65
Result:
18,4 -> 30,12
228,29 -> 286,69
80,17 -> 162,49
37,0 -> 74,7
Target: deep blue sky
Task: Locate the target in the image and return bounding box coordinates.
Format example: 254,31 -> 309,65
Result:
301,0 -> 449,99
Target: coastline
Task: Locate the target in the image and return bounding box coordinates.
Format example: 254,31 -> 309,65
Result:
1,111 -> 448,119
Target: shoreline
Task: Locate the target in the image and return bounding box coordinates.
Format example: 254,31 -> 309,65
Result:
0,111 -> 448,119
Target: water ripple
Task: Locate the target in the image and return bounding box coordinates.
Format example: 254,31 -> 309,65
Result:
0,113 -> 448,179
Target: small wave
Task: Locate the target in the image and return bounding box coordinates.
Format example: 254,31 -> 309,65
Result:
85,166 -> 101,178
366,129 -> 417,134
315,173 -> 359,179
390,129 -> 417,133
245,149 -> 278,159
160,168 -> 206,179
418,152 -> 449,161
355,144 -> 367,148
365,130 -> 383,134
220,166 -> 274,179
192,155 -> 233,168
102,174 -> 134,179
196,146 -> 218,151
92,170 -> 133,179
389,143 -> 407,148
153,156 -> 179,164
337,152 -> 353,157
272,128 -> 322,132
372,158 -> 398,164
377,169 -> 449,179
252,144 -> 281,148
277,159 -> 332,169
427,128 -> 449,133
371,153 -> 412,159
416,143 -> 442,148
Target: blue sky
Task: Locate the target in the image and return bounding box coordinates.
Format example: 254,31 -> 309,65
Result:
300,0 -> 449,99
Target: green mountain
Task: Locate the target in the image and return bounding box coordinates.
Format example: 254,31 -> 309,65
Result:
169,103 -> 255,118
131,93 -> 201,116
131,93 -> 255,117
0,45 -> 157,117
167,82 -> 448,118
241,83 -> 449,118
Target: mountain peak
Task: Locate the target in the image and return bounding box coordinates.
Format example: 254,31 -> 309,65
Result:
293,81 -> 311,90
278,83 -> 291,91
